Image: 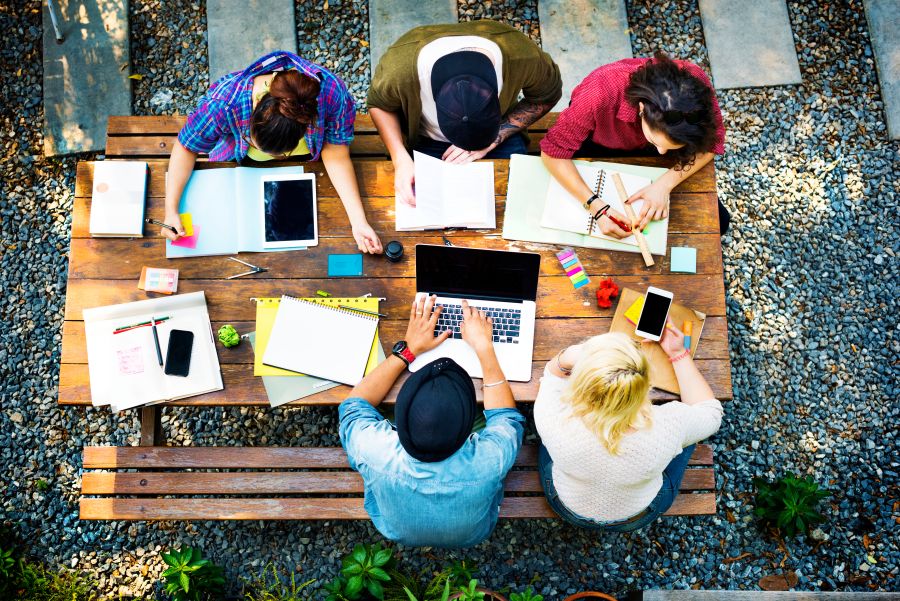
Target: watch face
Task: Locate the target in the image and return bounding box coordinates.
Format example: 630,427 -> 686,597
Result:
392,340 -> 408,353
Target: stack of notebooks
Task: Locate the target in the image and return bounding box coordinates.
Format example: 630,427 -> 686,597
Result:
395,151 -> 495,230
252,296 -> 385,405
83,291 -> 223,412
89,161 -> 149,238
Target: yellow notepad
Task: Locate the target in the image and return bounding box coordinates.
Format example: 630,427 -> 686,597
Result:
624,296 -> 644,325
254,297 -> 383,377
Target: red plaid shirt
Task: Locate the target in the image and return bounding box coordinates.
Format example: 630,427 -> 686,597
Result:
540,58 -> 726,159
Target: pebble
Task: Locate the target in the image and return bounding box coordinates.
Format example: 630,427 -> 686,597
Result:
1,0 -> 897,598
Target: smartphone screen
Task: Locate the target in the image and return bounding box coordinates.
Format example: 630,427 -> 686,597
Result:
636,291 -> 673,337
164,329 -> 194,377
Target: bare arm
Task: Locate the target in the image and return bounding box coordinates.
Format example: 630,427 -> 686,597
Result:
369,107 -> 416,206
460,301 -> 515,410
494,99 -> 554,146
320,142 -> 383,254
627,152 -> 716,229
656,151 -> 714,191
161,140 -> 198,240
654,321 -> 715,406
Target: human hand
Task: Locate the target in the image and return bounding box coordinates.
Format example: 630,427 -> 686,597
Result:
648,319 -> 687,359
626,180 -> 671,230
441,143 -> 495,165
351,221 -> 383,254
394,156 -> 416,207
594,208 -> 633,239
460,300 -> 495,356
405,295 -> 451,356
161,212 -> 185,241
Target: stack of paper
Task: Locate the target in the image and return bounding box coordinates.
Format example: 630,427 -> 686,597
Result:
89,161 -> 148,237
83,291 -> 223,411
395,151 -> 496,230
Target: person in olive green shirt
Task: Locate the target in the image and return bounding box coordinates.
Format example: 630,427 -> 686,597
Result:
367,21 -> 562,206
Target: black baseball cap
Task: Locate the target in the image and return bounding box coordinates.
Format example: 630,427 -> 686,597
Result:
431,51 -> 501,151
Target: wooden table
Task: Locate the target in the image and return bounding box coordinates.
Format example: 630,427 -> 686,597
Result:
60,158 -> 732,411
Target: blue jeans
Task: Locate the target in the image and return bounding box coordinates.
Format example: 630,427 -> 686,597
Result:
537,443 -> 697,532
414,133 -> 528,160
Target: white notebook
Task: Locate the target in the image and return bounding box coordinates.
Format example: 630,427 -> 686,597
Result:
395,151 -> 496,230
262,296 -> 379,385
90,161 -> 148,237
540,164 -> 665,251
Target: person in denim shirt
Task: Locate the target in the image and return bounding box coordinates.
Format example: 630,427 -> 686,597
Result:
339,295 -> 525,548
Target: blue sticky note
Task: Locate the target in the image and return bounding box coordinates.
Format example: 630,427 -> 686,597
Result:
670,247 -> 697,273
328,254 -> 363,277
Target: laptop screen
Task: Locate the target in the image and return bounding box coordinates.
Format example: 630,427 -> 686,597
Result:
416,244 -> 540,302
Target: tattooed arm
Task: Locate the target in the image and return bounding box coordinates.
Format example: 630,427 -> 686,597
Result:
441,99 -> 555,164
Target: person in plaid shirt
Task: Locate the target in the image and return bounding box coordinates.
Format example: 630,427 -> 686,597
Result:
541,53 -> 729,237
161,51 -> 383,254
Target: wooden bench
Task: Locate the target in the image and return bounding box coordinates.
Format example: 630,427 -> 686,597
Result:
103,113 -> 559,159
79,444 -> 715,520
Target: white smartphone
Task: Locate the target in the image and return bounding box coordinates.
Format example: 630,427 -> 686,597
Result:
635,286 -> 674,341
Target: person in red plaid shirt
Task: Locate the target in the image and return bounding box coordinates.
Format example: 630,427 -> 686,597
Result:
541,53 -> 729,236
161,51 -> 383,254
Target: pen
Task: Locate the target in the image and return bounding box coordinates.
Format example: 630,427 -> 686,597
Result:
683,320 -> 693,350
151,315 -> 163,366
114,316 -> 170,334
145,218 -> 178,235
607,214 -> 633,233
339,305 -> 387,318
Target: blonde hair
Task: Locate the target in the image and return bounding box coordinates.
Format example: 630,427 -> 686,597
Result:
561,333 -> 652,454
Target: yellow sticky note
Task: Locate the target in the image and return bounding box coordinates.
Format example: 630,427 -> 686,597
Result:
179,213 -> 194,237
624,296 -> 644,326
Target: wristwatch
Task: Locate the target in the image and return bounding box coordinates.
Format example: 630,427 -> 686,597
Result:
392,340 -> 416,367
582,193 -> 600,211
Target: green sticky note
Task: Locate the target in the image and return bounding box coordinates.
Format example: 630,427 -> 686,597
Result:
670,247 -> 697,273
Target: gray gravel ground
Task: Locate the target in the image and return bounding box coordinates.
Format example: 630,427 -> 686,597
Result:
1,0 -> 898,598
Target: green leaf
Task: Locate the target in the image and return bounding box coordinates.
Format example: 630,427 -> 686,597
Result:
351,545 -> 367,565
373,548 -> 393,567
369,566 -> 391,582
366,577 -> 385,600
342,562 -> 364,576
346,575 -> 364,599
179,571 -> 190,592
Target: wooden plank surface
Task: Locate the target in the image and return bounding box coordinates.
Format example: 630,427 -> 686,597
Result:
82,444 -> 714,469
79,469 -> 715,495
79,492 -> 715,520
62,157 -> 731,407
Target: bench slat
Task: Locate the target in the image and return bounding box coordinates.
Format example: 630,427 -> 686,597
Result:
83,444 -> 713,469
80,492 -> 715,520
80,468 -> 714,495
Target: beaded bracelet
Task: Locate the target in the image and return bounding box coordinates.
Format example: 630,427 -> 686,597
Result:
668,349 -> 691,363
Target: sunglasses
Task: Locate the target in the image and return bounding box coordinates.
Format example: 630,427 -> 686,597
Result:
660,108 -> 705,126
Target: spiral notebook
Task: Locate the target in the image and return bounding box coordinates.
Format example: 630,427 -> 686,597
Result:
262,295 -> 379,385
539,162 -> 668,255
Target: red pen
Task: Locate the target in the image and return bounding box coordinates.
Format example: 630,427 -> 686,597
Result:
607,214 -> 633,233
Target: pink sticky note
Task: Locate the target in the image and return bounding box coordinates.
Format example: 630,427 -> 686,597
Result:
171,226 -> 200,249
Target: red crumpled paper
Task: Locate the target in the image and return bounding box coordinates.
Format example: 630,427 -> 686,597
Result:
595,277 -> 620,308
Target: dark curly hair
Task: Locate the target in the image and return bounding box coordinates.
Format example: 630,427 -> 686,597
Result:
250,70 -> 320,155
624,52 -> 718,169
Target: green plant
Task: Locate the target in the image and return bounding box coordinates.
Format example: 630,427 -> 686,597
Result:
35,479 -> 50,493
753,473 -> 831,538
10,559 -> 98,601
242,562 -> 315,601
161,547 -> 225,601
510,587 -> 543,601
323,576 -> 351,601
339,543 -> 393,600
402,578 -> 451,601
0,546 -> 14,580
454,580 -> 485,601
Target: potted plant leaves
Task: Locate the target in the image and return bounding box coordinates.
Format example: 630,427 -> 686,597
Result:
563,593 -> 618,601
448,578 -> 508,601
324,543 -> 394,601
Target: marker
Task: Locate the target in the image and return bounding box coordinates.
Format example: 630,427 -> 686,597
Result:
145,218 -> 178,235
339,305 -> 387,318
114,316 -> 170,334
150,315 -> 163,366
683,320 -> 693,350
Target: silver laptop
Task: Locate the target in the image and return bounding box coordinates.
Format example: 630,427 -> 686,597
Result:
410,244 -> 541,382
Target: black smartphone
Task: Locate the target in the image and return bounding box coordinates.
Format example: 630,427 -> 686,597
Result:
164,329 -> 194,377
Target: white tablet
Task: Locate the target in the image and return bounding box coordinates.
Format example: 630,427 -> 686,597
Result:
260,173 -> 318,249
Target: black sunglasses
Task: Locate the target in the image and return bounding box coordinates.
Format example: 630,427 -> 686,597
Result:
660,108 -> 704,125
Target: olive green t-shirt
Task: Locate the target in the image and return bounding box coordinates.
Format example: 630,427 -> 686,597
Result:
367,21 -> 562,148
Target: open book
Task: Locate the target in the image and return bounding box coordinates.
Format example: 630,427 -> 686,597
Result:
83,291 -> 223,411
541,163 -> 668,254
395,151 -> 495,230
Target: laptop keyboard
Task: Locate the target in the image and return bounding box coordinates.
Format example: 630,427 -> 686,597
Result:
434,303 -> 521,344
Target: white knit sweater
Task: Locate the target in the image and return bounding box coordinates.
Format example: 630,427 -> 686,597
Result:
534,366 -> 723,521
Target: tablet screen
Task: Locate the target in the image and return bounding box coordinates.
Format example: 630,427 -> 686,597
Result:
263,179 -> 315,243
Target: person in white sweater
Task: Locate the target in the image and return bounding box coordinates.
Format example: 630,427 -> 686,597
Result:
534,324 -> 722,531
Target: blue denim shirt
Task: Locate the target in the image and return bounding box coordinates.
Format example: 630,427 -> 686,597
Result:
339,398 -> 525,548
